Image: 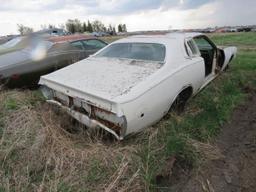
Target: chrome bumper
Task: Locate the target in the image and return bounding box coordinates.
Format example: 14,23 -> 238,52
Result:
46,100 -> 123,140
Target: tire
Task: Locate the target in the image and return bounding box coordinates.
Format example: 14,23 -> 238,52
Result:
171,95 -> 187,114
171,87 -> 192,114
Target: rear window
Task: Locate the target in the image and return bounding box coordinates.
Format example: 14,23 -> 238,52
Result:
1,37 -> 24,48
95,43 -> 166,62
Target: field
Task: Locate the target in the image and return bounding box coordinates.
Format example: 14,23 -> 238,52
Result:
0,32 -> 255,191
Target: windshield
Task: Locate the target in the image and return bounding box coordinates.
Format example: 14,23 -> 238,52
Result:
95,43 -> 166,62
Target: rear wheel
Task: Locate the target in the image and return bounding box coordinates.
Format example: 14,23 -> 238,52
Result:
171,87 -> 193,114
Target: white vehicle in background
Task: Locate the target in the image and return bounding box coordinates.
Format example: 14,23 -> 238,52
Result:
39,33 -> 237,140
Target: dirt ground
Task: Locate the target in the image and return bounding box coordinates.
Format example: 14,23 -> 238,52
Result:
175,90 -> 256,192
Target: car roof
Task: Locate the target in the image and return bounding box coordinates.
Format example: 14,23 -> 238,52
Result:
115,32 -> 203,44
48,34 -> 96,43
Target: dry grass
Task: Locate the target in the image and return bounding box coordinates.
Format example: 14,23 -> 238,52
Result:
1,32 -> 255,192
187,139 -> 225,161
0,90 -> 143,192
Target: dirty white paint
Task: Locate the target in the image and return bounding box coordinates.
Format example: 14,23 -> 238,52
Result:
39,33 -> 237,139
40,57 -> 161,100
222,46 -> 237,70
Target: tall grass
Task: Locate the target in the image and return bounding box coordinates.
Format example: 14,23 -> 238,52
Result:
0,33 -> 255,191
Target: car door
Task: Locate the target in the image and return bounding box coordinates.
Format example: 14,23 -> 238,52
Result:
81,39 -> 107,55
48,42 -> 86,71
193,35 -> 218,77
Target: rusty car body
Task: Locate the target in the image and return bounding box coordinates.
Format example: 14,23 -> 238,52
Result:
0,35 -> 107,87
39,33 -> 237,140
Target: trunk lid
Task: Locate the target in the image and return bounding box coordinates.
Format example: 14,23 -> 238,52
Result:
39,57 -> 161,102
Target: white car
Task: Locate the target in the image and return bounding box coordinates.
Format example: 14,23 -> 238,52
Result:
39,33 -> 237,140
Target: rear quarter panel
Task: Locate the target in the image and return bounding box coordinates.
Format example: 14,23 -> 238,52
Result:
120,58 -> 205,136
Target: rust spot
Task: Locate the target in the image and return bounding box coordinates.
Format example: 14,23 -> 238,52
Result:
96,118 -> 121,134
92,105 -> 113,115
91,106 -> 121,134
53,95 -> 121,135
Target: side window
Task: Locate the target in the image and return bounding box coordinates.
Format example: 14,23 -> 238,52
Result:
83,39 -> 107,50
193,36 -> 216,77
186,39 -> 199,56
70,41 -> 84,50
194,36 -> 214,51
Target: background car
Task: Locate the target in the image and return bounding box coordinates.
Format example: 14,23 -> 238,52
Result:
0,35 -> 19,45
0,36 -> 29,55
0,34 -> 107,88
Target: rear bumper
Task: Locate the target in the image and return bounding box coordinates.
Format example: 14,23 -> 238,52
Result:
46,100 -> 124,140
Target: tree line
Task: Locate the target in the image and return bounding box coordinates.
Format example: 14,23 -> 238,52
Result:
65,19 -> 127,34
17,19 -> 128,35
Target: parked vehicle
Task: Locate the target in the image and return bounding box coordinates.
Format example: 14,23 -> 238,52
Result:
0,35 -> 107,87
0,35 -> 18,45
39,33 -> 237,140
92,32 -> 109,37
0,36 -> 28,55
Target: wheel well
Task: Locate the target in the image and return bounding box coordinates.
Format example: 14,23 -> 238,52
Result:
178,86 -> 193,102
170,86 -> 193,113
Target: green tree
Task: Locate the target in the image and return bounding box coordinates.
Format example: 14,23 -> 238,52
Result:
87,20 -> 93,32
17,24 -> 33,35
113,26 -> 117,35
122,24 -> 127,32
65,19 -> 82,33
82,22 -> 87,32
108,24 -> 112,32
66,19 -> 76,33
118,24 -> 122,32
92,20 -> 105,32
74,19 -> 82,32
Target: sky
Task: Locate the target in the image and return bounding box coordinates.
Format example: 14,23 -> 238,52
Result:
0,0 -> 256,35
